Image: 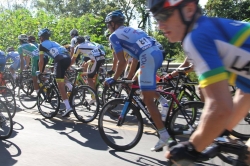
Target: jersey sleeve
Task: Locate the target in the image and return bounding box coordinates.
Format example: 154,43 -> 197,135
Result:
183,32 -> 228,88
73,45 -> 80,58
109,34 -> 123,53
17,46 -> 23,55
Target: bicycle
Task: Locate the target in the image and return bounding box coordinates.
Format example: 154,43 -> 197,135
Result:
168,137 -> 249,166
37,67 -> 99,123
0,86 -> 16,118
0,100 -> 13,140
98,77 -> 204,151
18,70 -> 37,109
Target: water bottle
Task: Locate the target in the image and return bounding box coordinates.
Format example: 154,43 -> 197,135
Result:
161,103 -> 169,121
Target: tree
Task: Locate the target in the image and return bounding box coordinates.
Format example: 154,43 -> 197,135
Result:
205,0 -> 250,20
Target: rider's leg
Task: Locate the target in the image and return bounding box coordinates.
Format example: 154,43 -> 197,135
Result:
225,89 -> 250,131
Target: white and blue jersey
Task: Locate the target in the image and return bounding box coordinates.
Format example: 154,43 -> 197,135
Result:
6,51 -> 21,70
183,16 -> 250,93
109,26 -> 163,90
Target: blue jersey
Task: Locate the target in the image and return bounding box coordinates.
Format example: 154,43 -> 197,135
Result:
39,40 -> 69,61
6,51 -> 20,63
109,26 -> 156,60
183,16 -> 250,92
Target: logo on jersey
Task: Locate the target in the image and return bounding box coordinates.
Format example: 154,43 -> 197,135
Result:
124,28 -> 131,33
230,56 -> 250,75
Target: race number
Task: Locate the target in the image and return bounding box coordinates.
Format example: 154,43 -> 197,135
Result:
136,37 -> 152,49
49,48 -> 59,57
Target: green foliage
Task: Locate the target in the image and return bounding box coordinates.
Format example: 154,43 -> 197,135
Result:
205,0 -> 250,20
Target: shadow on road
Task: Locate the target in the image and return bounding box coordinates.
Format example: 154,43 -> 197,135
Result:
0,139 -> 21,166
35,118 -> 109,151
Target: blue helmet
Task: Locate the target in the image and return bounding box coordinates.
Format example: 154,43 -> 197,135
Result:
38,28 -> 51,37
105,10 -> 125,24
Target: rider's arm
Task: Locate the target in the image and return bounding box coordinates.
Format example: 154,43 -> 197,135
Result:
25,56 -> 30,68
39,52 -> 44,73
170,57 -> 193,77
17,47 -> 24,71
113,50 -> 126,80
111,51 -> 117,72
126,57 -> 138,79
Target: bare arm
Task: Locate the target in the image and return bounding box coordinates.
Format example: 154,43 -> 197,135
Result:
113,51 -> 126,80
170,57 -> 193,77
39,53 -> 44,73
111,51 -> 118,71
126,58 -> 138,79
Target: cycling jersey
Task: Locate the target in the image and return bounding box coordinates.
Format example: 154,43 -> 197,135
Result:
17,43 -> 39,58
39,40 -> 70,79
70,36 -> 78,48
73,42 -> 105,60
92,42 -> 106,54
109,26 -> 163,90
6,51 -> 21,70
0,51 -> 6,72
39,40 -> 70,62
183,16 -> 250,93
109,26 -> 157,60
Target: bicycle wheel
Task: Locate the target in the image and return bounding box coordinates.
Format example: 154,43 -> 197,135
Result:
102,83 -> 130,105
230,112 -> 250,140
0,86 -> 16,118
71,85 -> 99,123
18,78 -> 37,109
37,84 -> 60,118
3,72 -> 15,91
167,101 -> 204,141
98,98 -> 144,151
0,100 -> 13,140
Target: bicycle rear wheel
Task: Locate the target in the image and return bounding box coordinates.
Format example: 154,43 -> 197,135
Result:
37,85 -> 60,118
18,78 -> 37,109
72,85 -> 99,123
168,101 -> 204,141
0,100 -> 13,140
230,112 -> 250,140
0,86 -> 16,118
98,98 -> 144,151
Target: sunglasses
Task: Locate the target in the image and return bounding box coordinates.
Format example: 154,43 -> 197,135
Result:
154,8 -> 176,22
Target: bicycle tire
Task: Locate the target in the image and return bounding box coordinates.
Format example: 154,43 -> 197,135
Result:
98,98 -> 144,151
0,86 -> 16,118
167,101 -> 204,141
71,85 -> 99,123
37,84 -> 60,118
3,73 -> 15,91
0,100 -> 13,140
18,78 -> 37,109
230,113 -> 250,140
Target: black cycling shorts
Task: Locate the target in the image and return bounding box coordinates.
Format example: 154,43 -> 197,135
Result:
54,57 -> 71,79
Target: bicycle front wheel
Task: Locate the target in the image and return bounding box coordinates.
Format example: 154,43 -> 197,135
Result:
168,101 -> 204,141
0,86 -> 16,118
71,85 -> 99,123
231,112 -> 250,140
98,98 -> 144,151
18,78 -> 37,109
0,100 -> 13,140
37,85 -> 60,118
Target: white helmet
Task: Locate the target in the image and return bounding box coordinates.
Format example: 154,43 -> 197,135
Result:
18,34 -> 28,42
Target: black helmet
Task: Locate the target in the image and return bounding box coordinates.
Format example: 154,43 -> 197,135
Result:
76,36 -> 85,44
38,28 -> 51,38
105,10 -> 125,24
28,35 -> 36,42
6,47 -> 15,52
70,29 -> 79,36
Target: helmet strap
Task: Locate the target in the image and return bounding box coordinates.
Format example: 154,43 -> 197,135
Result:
177,3 -> 199,42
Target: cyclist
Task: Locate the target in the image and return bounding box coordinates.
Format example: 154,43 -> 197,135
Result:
0,50 -> 6,85
105,10 -> 172,151
148,0 -> 250,164
5,47 -> 23,80
17,34 -> 48,94
70,36 -> 105,100
69,29 -> 79,58
38,28 -> 72,117
28,35 -> 39,48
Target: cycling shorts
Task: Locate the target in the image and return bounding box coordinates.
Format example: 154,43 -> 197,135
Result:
54,57 -> 71,79
138,46 -> 163,91
88,56 -> 105,78
83,56 -> 91,62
